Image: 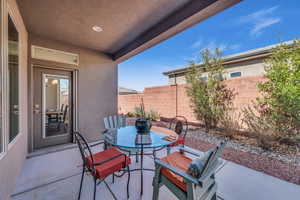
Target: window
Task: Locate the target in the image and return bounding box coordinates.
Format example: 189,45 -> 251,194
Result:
214,74 -> 223,80
8,15 -> 19,142
200,76 -> 208,81
230,72 -> 242,78
0,1 -> 3,154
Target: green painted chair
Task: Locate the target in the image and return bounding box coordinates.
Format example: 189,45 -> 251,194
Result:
103,115 -> 126,130
152,141 -> 226,200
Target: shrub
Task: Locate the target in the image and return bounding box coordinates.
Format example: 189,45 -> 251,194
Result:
133,107 -> 160,121
185,48 -> 236,132
133,106 -> 143,118
219,112 -> 243,139
243,39 -> 300,148
126,112 -> 135,117
146,110 -> 160,121
242,105 -> 276,150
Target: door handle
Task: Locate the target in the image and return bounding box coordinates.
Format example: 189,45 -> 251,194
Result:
34,110 -> 41,114
33,104 -> 41,114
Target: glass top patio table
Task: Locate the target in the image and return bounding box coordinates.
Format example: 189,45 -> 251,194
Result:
104,126 -> 177,149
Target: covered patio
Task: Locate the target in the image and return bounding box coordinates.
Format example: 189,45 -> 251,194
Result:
1,1 -> 245,199
11,143 -> 300,200
1,0 -> 299,200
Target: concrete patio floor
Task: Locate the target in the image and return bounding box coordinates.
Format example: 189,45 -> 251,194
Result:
11,143 -> 300,200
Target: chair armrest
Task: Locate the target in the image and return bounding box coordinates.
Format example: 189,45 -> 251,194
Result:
89,140 -> 105,147
154,159 -> 199,184
179,147 -> 202,157
93,153 -> 127,166
102,129 -> 108,134
197,159 -> 223,184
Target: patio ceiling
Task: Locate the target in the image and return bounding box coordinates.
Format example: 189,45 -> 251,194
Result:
16,0 -> 241,62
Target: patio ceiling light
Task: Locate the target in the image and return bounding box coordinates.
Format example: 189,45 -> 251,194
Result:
92,25 -> 103,32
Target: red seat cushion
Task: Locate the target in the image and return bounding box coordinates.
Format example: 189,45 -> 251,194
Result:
160,152 -> 192,191
168,137 -> 185,147
86,148 -> 131,179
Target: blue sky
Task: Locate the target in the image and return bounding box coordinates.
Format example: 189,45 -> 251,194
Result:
118,0 -> 300,91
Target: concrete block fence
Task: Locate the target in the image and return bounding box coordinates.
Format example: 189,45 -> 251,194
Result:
118,76 -> 266,122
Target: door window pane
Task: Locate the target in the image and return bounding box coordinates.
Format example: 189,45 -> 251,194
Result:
8,15 -> 19,142
44,75 -> 70,137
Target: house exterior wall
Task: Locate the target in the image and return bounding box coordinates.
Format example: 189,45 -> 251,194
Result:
168,58 -> 266,85
28,34 -> 118,150
0,0 -> 28,199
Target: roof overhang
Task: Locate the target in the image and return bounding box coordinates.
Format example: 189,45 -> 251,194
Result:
113,0 -> 242,62
16,0 -> 242,63
162,40 -> 296,76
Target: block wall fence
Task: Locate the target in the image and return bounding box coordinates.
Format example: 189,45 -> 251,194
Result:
118,76 -> 266,122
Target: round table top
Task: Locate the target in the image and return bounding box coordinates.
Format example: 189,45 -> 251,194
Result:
104,126 -> 178,149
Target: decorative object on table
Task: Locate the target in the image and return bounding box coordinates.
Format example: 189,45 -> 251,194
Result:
162,135 -> 177,142
135,98 -> 152,134
152,141 -> 227,200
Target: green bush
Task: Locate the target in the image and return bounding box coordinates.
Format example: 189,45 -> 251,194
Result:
133,107 -> 160,121
185,48 -> 236,132
146,110 -> 160,121
126,112 -> 135,117
133,107 -> 143,118
243,39 -> 300,147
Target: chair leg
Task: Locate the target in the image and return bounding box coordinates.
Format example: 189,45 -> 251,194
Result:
126,166 -> 131,199
104,180 -> 117,200
152,166 -> 161,200
167,146 -> 171,155
136,151 -> 139,163
211,193 -> 217,200
152,183 -> 159,200
78,168 -> 85,200
112,173 -> 115,183
93,178 -> 97,200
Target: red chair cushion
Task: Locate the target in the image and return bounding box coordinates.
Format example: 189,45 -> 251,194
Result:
168,138 -> 185,147
160,152 -> 192,191
86,148 -> 131,179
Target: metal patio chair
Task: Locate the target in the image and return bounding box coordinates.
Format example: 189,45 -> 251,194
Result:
152,141 -> 226,200
167,116 -> 188,154
74,132 -> 131,200
103,115 -> 141,163
103,115 -> 126,130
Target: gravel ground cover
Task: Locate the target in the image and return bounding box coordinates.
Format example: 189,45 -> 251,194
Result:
185,130 -> 300,185
128,118 -> 300,185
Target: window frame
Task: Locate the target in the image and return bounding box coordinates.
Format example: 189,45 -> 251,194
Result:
230,71 -> 242,78
7,3 -> 21,149
0,0 -> 23,158
0,0 -> 5,159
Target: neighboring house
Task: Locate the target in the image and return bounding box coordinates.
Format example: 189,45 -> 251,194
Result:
163,41 -> 293,85
118,86 -> 139,95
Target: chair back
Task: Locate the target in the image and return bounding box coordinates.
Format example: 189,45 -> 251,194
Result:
60,104 -> 64,112
74,132 -> 96,173
200,141 -> 226,179
169,116 -> 188,138
62,105 -> 69,123
104,115 -> 126,130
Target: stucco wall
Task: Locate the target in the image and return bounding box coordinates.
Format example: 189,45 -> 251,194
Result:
0,0 -> 28,199
28,35 -> 118,146
118,76 -> 266,123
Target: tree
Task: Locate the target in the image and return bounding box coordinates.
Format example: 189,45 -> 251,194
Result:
185,48 -> 235,132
